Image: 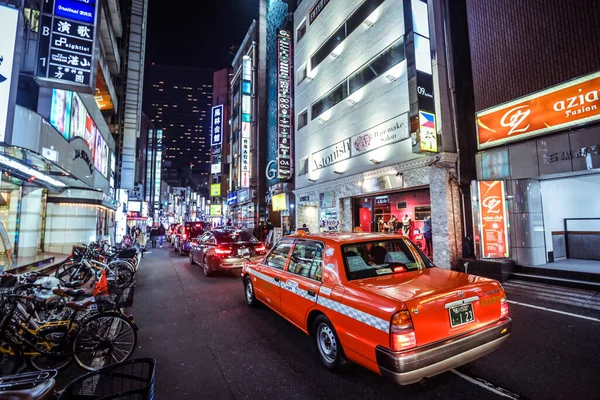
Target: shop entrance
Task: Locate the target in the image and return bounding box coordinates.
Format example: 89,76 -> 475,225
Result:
352,187 -> 432,255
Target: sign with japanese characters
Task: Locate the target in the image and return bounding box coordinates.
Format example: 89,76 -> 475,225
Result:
277,29 -> 293,180
239,55 -> 252,188
211,104 -> 223,147
36,0 -> 99,93
477,181 -> 510,259
0,5 -> 18,143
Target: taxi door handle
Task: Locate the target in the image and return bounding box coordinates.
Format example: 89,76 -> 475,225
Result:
274,277 -> 280,282
307,289 -> 316,297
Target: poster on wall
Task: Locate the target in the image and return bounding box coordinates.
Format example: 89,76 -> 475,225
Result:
50,89 -> 72,139
0,4 -> 19,143
70,93 -> 87,139
478,181 -> 510,259
85,113 -> 96,148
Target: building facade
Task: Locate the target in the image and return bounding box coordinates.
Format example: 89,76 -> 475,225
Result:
292,0 -> 463,269
462,0 -> 600,267
144,64 -> 215,191
0,0 -> 147,265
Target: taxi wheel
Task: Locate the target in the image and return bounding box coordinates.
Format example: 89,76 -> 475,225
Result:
244,276 -> 258,307
312,315 -> 349,372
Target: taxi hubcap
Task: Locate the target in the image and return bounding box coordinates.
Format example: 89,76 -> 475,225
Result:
317,323 -> 337,363
246,281 -> 253,302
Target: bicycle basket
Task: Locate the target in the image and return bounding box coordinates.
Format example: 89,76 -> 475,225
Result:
59,358 -> 156,400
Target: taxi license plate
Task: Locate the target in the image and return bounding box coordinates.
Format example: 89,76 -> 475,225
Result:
238,248 -> 250,256
449,303 -> 474,328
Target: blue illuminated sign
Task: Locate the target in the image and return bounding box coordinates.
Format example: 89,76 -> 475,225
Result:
54,0 -> 96,24
227,192 -> 237,206
211,104 -> 224,147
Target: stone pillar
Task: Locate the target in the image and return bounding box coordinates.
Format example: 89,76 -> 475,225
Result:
17,187 -> 44,257
429,166 -> 463,269
505,179 -> 546,266
340,197 -> 352,232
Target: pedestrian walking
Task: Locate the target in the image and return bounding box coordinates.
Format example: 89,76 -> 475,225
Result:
157,224 -> 166,247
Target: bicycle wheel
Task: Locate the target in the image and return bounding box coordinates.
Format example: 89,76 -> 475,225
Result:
107,261 -> 135,288
0,334 -> 22,375
30,326 -> 72,371
73,312 -> 137,371
56,261 -> 92,284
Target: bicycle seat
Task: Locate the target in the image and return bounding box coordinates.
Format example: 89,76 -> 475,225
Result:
53,288 -> 86,298
65,300 -> 93,311
0,379 -> 55,400
63,280 -> 84,289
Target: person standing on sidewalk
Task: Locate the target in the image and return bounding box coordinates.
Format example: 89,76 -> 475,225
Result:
423,215 -> 433,257
157,224 -> 166,247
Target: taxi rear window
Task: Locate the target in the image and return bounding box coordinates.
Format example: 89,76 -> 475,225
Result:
341,239 -> 432,280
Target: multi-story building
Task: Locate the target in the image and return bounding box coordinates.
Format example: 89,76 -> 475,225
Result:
228,20 -> 268,230
144,64 -> 215,192
292,0 -> 463,269
209,68 -> 232,223
0,0 -> 147,266
455,0 -> 600,270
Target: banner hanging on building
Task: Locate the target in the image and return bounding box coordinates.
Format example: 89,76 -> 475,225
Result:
36,0 -> 100,93
277,29 -> 293,180
477,181 -> 510,259
0,5 -> 19,143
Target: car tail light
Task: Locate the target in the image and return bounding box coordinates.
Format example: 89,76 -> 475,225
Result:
214,247 -> 232,256
393,266 -> 406,273
500,296 -> 509,318
255,244 -> 266,253
182,234 -> 187,240
390,304 -> 416,351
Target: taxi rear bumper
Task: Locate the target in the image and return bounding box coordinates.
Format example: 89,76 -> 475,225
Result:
376,317 -> 512,385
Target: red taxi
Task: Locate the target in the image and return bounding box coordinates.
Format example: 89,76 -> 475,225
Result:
241,232 -> 511,385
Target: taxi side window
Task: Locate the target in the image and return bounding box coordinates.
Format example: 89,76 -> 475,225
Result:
265,241 -> 293,270
288,241 -> 323,282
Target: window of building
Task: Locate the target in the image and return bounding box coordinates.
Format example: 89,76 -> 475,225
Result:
288,241 -> 323,281
297,109 -> 308,130
310,0 -> 385,70
311,37 -> 405,120
297,64 -> 307,85
265,240 -> 294,270
298,157 -> 309,176
296,19 -> 307,43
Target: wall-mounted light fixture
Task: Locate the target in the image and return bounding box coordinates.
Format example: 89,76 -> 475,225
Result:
308,178 -> 317,182
369,159 -> 381,164
333,170 -> 344,175
318,116 -> 328,123
347,98 -> 357,106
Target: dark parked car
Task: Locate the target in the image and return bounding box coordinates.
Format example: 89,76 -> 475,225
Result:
189,230 -> 267,276
174,221 -> 207,256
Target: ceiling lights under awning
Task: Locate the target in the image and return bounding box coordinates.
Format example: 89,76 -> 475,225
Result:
0,153 -> 66,190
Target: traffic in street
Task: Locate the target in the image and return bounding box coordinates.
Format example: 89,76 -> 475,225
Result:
114,245 -> 600,400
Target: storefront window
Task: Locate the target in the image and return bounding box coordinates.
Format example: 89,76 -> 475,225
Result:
0,179 -> 19,268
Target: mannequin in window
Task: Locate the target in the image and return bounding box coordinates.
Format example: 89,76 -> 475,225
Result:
377,217 -> 384,233
402,214 -> 412,237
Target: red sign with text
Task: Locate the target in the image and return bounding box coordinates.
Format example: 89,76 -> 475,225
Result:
476,71 -> 600,149
478,181 -> 509,259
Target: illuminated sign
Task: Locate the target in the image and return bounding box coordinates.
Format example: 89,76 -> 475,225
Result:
0,154 -> 66,188
418,111 -> 438,153
240,55 -> 252,188
50,89 -> 73,139
128,201 -> 141,212
227,192 -> 237,206
0,5 -> 18,143
36,0 -> 100,92
210,204 -> 223,217
476,71 -> 600,149
211,163 -> 221,174
210,183 -> 221,197
272,193 -> 287,211
478,181 -> 509,259
277,29 -> 293,180
211,104 -> 223,146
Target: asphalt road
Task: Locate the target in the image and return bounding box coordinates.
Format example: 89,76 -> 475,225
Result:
58,246 -> 600,399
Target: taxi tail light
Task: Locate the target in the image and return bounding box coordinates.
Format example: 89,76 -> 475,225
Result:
215,247 -> 232,256
500,296 -> 509,318
255,244 -> 267,253
391,305 -> 416,351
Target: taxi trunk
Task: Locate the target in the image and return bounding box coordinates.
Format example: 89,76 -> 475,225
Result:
353,267 -> 506,348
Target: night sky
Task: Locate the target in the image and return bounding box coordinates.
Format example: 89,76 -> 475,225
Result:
145,0 -> 261,69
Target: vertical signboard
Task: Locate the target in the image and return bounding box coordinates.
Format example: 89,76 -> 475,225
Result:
240,55 -> 252,188
36,0 -> 100,93
211,105 -> 223,147
0,5 -> 18,143
277,29 -> 293,180
477,181 -> 510,259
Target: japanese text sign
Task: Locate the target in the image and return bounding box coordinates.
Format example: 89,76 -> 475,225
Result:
478,181 -> 510,259
277,29 -> 293,180
211,104 -> 223,147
